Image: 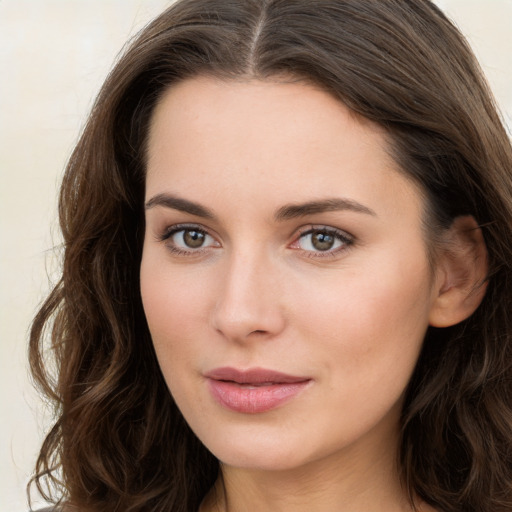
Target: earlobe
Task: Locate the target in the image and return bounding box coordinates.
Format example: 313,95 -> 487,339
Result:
429,216 -> 488,328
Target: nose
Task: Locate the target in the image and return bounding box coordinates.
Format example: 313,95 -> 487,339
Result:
212,249 -> 286,343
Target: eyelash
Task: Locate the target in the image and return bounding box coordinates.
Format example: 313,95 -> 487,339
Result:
158,223 -> 218,256
291,226 -> 354,259
157,224 -> 354,258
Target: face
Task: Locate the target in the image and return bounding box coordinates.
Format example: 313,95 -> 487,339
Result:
140,77 -> 439,473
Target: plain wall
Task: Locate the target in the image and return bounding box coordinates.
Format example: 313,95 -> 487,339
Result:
1,0 -> 511,509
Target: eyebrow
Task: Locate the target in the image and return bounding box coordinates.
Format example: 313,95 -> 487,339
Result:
144,193 -> 376,220
145,193 -> 215,219
274,198 -> 376,221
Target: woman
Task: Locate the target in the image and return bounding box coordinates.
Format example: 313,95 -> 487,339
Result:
29,1 -> 512,511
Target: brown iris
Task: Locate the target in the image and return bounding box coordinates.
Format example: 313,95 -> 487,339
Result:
311,231 -> 336,251
183,230 -> 206,248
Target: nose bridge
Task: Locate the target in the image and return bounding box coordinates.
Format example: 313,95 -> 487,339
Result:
212,243 -> 285,341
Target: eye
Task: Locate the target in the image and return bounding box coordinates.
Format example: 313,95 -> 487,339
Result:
160,225 -> 219,254
291,227 -> 353,255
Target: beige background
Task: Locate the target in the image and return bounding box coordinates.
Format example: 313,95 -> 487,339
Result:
1,1 -> 511,509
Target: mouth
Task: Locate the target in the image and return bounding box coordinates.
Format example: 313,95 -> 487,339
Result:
205,367 -> 312,414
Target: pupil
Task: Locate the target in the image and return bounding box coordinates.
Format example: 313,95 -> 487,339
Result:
312,232 -> 334,251
184,230 -> 205,248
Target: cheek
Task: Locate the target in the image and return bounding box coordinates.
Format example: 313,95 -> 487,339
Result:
294,249 -> 433,389
140,251 -> 221,419
140,249 -> 213,364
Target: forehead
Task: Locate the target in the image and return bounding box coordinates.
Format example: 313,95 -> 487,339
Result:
145,76 -> 423,222
147,76 -> 387,166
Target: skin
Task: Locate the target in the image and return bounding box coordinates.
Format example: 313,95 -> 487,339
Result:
140,76 -> 448,511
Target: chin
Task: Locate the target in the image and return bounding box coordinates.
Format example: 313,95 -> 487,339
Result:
195,422 -> 339,473
217,447 -> 311,472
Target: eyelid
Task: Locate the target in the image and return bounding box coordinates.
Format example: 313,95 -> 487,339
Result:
159,223 -> 198,239
155,222 -> 353,258
157,223 -> 221,254
289,225 -> 354,257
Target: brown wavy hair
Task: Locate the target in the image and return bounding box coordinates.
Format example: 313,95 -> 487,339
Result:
29,1 -> 512,511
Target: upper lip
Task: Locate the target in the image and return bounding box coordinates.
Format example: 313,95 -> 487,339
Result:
205,367 -> 310,385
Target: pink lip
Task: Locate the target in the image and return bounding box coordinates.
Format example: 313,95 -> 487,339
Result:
205,367 -> 311,414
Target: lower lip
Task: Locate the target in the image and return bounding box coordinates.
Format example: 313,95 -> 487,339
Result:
207,379 -> 310,414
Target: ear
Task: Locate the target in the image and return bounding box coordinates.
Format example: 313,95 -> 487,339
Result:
429,215 -> 488,328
